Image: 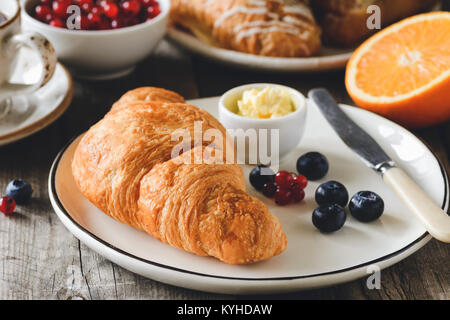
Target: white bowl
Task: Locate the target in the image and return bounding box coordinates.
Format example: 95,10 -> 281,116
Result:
21,0 -> 169,80
219,83 -> 307,164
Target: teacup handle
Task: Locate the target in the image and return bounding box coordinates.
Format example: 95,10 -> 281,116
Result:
2,32 -> 57,96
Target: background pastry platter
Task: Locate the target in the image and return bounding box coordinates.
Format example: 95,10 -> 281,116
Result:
167,28 -> 354,72
49,97 -> 448,294
167,2 -> 443,73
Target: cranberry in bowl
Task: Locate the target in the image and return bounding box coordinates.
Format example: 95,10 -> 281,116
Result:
31,0 -> 162,31
21,0 -> 169,80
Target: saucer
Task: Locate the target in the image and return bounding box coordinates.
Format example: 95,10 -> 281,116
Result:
0,63 -> 73,146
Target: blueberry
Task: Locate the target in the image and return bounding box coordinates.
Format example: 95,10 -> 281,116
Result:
249,166 -> 275,191
296,152 -> 329,181
349,191 -> 384,222
312,204 -> 347,233
315,181 -> 349,207
6,179 -> 33,204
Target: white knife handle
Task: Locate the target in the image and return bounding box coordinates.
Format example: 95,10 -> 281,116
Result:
383,167 -> 450,243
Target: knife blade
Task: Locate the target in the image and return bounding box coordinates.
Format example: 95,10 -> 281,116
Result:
308,88 -> 450,243
308,88 -> 394,172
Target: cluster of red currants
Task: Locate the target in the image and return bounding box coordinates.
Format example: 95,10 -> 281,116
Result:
250,166 -> 308,206
33,0 -> 161,30
266,171 -> 308,206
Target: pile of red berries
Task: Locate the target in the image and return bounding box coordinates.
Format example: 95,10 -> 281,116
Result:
33,0 -> 161,30
250,166 -> 308,206
268,171 -> 308,206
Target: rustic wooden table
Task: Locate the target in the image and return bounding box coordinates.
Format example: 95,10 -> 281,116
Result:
0,40 -> 448,300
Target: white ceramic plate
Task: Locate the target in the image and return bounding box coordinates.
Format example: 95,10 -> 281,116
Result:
167,28 -> 354,72
0,63 -> 73,146
49,97 -> 448,294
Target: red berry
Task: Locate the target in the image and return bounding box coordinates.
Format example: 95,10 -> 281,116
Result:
275,188 -> 292,206
76,14 -> 90,30
0,196 -> 16,216
292,174 -> 308,190
146,5 -> 161,19
50,18 -> 65,28
125,17 -> 139,26
76,0 -> 94,5
87,12 -> 102,28
292,188 -> 305,203
141,0 -> 157,7
40,0 -> 52,5
103,2 -> 119,19
81,2 -> 94,12
262,183 -> 277,198
91,5 -> 103,15
275,171 -> 293,189
52,0 -> 72,18
35,4 -> 52,21
98,17 -> 111,30
121,0 -> 141,17
110,18 -> 123,29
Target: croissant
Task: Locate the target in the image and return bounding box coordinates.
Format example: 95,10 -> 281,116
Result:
312,0 -> 439,46
111,87 -> 185,112
72,87 -> 287,265
170,0 -> 322,57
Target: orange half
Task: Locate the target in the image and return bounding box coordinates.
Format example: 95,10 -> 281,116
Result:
346,12 -> 450,128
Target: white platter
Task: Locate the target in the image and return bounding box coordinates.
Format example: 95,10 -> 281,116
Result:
167,28 -> 354,72
49,96 -> 448,294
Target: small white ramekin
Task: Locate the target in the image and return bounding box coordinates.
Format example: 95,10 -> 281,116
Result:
219,83 -> 307,164
21,0 -> 170,80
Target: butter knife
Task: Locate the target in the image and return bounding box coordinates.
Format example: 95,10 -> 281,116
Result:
308,88 -> 450,243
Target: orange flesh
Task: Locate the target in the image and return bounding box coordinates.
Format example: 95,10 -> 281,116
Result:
355,18 -> 450,97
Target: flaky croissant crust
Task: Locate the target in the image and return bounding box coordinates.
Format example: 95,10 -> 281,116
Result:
170,0 -> 322,57
72,87 -> 287,265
